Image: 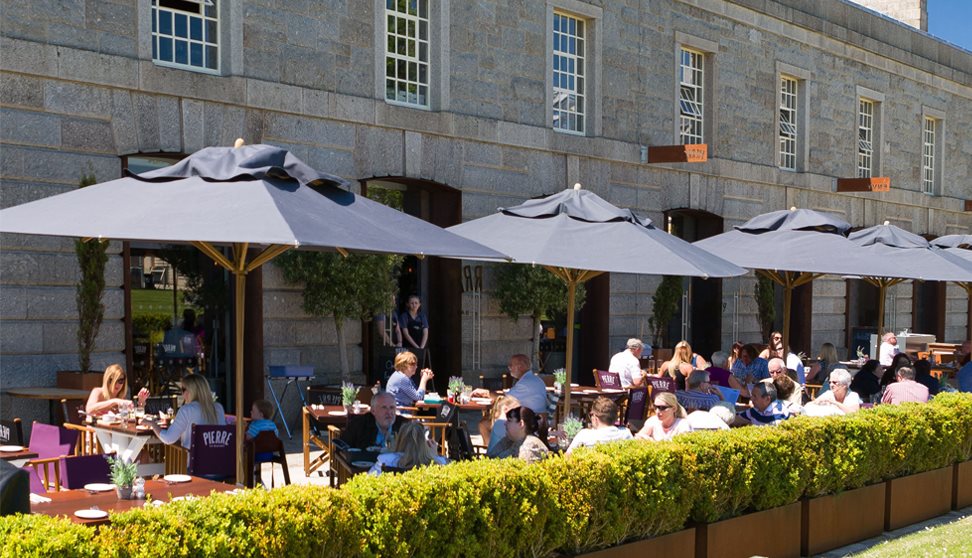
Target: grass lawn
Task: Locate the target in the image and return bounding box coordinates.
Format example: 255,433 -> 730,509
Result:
848,514 -> 972,557
131,287 -> 193,317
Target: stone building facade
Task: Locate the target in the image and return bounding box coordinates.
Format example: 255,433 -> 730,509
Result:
1,0 -> 970,421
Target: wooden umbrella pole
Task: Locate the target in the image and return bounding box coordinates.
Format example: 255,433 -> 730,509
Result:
782,274 -> 793,356
563,280 -> 577,421
876,282 -> 886,336
233,269 -> 246,485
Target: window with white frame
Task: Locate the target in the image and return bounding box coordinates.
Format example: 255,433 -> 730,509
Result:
922,117 -> 937,194
857,98 -> 875,178
679,48 -> 704,145
151,0 -> 219,73
385,0 -> 430,108
552,11 -> 586,134
779,76 -> 798,170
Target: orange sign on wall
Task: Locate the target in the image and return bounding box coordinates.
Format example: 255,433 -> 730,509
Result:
648,144 -> 708,163
836,177 -> 891,192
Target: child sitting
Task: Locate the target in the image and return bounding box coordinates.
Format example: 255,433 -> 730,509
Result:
247,399 -> 280,462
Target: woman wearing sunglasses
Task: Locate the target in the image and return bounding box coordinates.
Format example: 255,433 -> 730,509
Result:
85,363 -> 150,416
151,373 -> 225,449
636,392 -> 691,441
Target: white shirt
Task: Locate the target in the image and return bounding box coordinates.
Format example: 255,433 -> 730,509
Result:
368,451 -> 448,476
804,389 -> 862,416
566,426 -> 633,453
879,342 -> 899,366
609,350 -> 643,388
156,401 -> 226,449
685,410 -> 730,431
785,353 -> 806,384
637,416 -> 693,441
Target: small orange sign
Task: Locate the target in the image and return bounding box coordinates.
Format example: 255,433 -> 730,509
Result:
836,177 -> 890,192
648,144 -> 708,164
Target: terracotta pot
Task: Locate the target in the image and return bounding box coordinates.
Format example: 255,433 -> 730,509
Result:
801,483 -> 885,556
953,460 -> 972,510
57,370 -> 103,391
695,502 -> 801,558
885,466 -> 953,531
569,527 -> 695,557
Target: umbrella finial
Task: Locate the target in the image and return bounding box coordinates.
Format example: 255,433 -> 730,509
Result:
233,138 -> 246,148
883,220 -> 890,226
790,206 -> 797,211
573,183 -> 582,190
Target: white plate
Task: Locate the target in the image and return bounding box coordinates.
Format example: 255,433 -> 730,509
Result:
74,509 -> 108,520
582,389 -> 597,394
163,474 -> 191,483
601,388 -> 624,393
351,460 -> 375,468
570,383 -> 580,387
83,483 -> 115,492
328,410 -> 347,416
0,445 -> 24,452
471,398 -> 493,404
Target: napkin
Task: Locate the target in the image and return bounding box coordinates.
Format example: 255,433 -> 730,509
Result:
30,493 -> 51,504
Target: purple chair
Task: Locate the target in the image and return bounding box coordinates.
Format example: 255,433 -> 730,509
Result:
647,376 -> 677,395
25,466 -> 49,495
0,418 -> 24,446
28,422 -> 78,460
624,387 -> 649,424
59,454 -> 111,489
593,369 -> 622,389
188,425 -> 236,482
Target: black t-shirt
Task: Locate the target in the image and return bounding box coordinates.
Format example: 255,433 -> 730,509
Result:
850,371 -> 881,400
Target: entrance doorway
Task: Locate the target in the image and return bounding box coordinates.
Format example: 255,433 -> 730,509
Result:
845,279 -> 880,358
665,209 -> 724,358
360,178 -> 462,389
913,281 -> 946,341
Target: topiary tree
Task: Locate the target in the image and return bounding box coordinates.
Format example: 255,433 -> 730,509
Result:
648,275 -> 683,349
75,170 -> 109,372
493,265 -> 586,369
755,274 -> 776,342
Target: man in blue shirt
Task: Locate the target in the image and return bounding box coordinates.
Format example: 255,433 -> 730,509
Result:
473,353 -> 550,450
957,340 -> 972,393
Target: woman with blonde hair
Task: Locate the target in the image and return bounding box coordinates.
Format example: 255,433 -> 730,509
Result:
661,340 -> 708,389
809,342 -> 841,392
151,374 -> 225,449
371,421 -> 448,475
636,392 -> 692,441
85,364 -> 149,416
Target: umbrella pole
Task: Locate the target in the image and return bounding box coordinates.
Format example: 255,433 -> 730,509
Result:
782,273 -> 794,356
233,270 -> 246,485
563,280 -> 577,422
876,283 -> 887,336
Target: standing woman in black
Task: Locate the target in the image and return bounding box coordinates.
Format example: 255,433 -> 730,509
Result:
400,294 -> 429,367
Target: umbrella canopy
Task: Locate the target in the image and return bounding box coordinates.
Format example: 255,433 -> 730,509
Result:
448,184 -> 745,413
0,142 -> 507,482
931,234 -> 972,249
846,223 -> 972,334
693,208 -> 908,351
930,236 -> 972,340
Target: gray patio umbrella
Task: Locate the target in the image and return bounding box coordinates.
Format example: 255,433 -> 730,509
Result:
931,235 -> 972,339
693,208 -> 907,353
847,223 -> 972,335
931,235 -> 972,249
447,184 -> 745,413
0,142 -> 507,482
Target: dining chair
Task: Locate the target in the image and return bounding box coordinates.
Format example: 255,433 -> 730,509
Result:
0,418 -> 24,446
63,423 -> 103,456
421,422 -> 450,457
624,387 -> 649,425
28,422 -> 79,460
646,376 -> 677,395
59,399 -> 85,426
164,444 -> 189,476
23,457 -> 61,493
593,369 -> 622,389
247,431 -> 291,488
479,374 -> 509,391
59,454 -> 112,489
187,424 -> 236,482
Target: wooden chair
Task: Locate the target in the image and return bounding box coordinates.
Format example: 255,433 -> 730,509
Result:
355,386 -> 374,406
63,423 -> 103,456
246,431 -> 291,488
326,425 -> 342,487
804,384 -> 823,401
421,421 -> 450,457
28,422 -> 79,460
593,369 -> 622,389
0,418 -> 24,446
60,399 -> 85,426
646,376 -> 677,395
24,457 -> 61,493
479,374 -> 510,391
164,444 -> 189,475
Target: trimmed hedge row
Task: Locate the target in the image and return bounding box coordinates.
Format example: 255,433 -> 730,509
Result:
4,393 -> 971,558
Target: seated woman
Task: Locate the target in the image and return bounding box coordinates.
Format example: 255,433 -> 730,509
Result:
386,351 -> 434,407
370,421 -> 448,475
771,369 -> 804,408
661,341 -> 709,389
808,342 -> 840,393
566,397 -> 633,454
487,405 -> 549,463
804,369 -> 861,416
881,353 -> 912,389
151,374 -> 226,449
636,392 -> 692,441
85,364 -> 149,416
480,395 -> 520,452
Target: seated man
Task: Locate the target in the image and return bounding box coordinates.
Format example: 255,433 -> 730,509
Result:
676,369 -> 723,412
608,338 -> 647,388
339,392 -> 407,450
472,354 -> 548,415
565,397 -> 632,455
735,382 -> 797,427
881,366 -> 929,404
878,332 -> 900,367
958,340 -> 972,393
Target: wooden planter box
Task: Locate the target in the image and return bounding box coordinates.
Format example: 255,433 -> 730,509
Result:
954,460 -> 972,510
572,527 -> 695,557
56,370 -> 102,391
885,466 -> 953,531
695,502 -> 801,558
801,483 -> 885,556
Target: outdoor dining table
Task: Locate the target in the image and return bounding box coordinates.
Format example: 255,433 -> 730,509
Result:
89,419 -> 164,476
301,405 -> 371,477
0,446 -> 38,467
3,387 -> 91,424
31,476 -> 236,526
330,447 -> 382,486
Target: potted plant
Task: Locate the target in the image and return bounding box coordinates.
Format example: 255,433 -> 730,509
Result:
109,456 -> 138,500
58,170 -> 110,391
340,381 -> 357,413
553,368 -> 567,392
448,376 -> 464,402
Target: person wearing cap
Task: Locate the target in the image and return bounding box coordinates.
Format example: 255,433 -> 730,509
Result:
609,338 -> 649,388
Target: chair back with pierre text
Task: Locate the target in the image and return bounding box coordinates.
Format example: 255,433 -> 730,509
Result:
624,387 -> 649,425
0,418 -> 24,446
593,370 -> 622,389
646,376 -> 677,395
188,424 -> 236,482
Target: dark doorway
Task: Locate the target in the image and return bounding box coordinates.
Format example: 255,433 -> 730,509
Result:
361,178 -> 462,390
913,281 -> 946,340
845,279 -> 880,358
665,209 -> 724,358
577,273 -> 610,386
788,282 -> 813,355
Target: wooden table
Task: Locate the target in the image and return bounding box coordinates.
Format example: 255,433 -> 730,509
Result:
330,447 -> 381,487
3,387 -> 91,423
302,405 -> 371,477
31,476 -> 235,525
0,446 -> 38,467
89,419 -> 163,475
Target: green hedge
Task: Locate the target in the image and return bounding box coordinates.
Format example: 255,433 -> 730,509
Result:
4,394 -> 971,558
